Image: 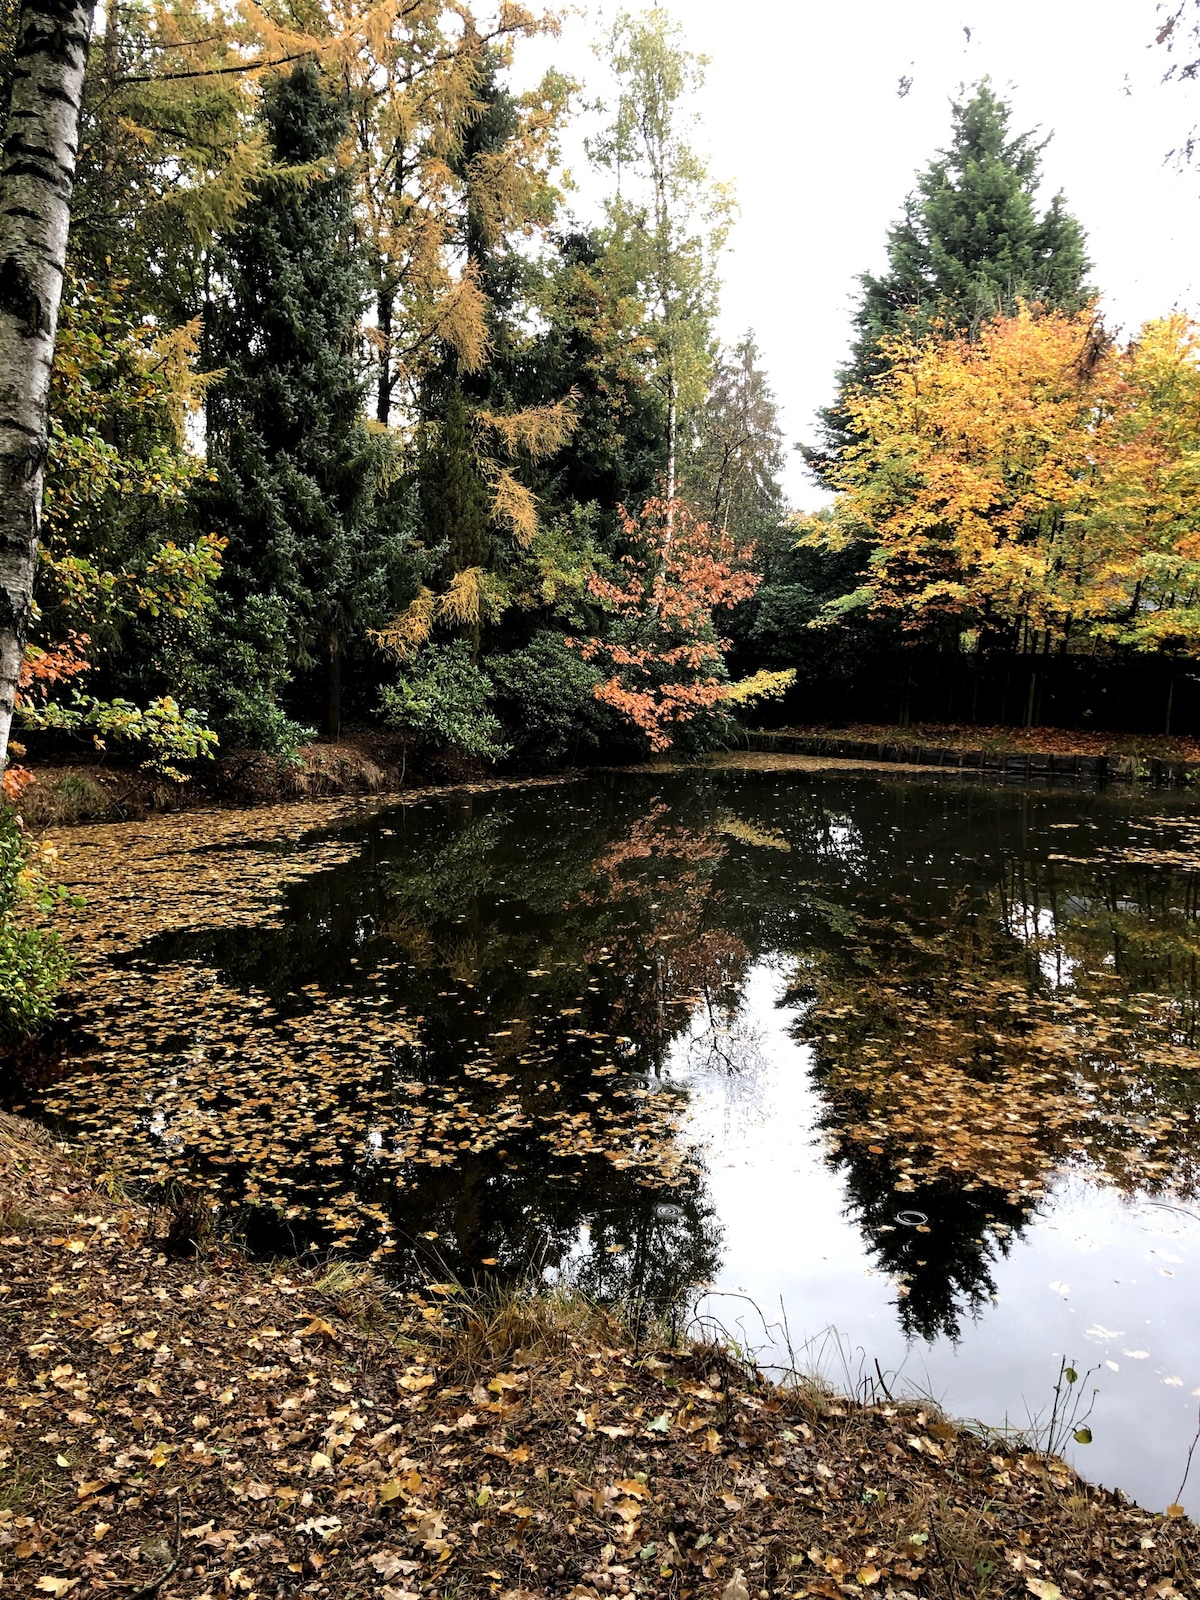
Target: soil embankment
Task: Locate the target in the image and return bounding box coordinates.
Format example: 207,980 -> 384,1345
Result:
749,725 -> 1200,785
19,718 -> 1200,831
1,1114 -> 1196,1599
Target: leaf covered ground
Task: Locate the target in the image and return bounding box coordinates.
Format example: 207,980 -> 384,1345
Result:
3,1115 -> 1198,1600
780,726 -> 1200,766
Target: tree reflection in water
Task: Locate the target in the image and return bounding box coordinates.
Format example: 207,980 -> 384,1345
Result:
14,771 -> 1200,1347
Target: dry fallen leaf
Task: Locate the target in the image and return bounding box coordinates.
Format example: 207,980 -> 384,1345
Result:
299,1316 -> 338,1343
1026,1580 -> 1063,1600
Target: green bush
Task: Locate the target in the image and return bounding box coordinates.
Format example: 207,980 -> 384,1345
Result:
0,810 -> 73,1040
486,632 -> 610,764
20,692 -> 218,779
379,641 -> 509,763
187,596 -> 314,757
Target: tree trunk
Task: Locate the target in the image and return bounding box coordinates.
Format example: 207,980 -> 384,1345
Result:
668,374 -> 678,499
664,375 -> 677,542
102,0 -> 118,87
375,283 -> 392,426
0,0 -> 95,781
325,633 -> 341,740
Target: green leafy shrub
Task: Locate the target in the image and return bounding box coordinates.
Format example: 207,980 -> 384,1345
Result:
487,631 -> 611,764
183,597 -> 313,757
20,693 -> 218,780
0,811 -> 74,1039
379,641 -> 509,762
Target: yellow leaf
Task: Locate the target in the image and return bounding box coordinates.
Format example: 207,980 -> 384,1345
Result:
397,1371 -> 434,1391
298,1317 -> 337,1343
1027,1581 -> 1063,1600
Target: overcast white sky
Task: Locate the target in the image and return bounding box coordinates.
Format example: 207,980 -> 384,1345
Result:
512,0 -> 1200,508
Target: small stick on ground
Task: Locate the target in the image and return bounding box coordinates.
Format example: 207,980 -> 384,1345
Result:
1175,1409 -> 1200,1510
118,1495 -> 182,1598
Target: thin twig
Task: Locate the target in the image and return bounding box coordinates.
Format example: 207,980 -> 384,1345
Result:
1175,1408 -> 1200,1508
927,1505 -> 958,1600
118,1495 -> 182,1597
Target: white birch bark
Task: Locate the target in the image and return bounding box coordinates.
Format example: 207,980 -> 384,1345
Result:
0,0 -> 95,779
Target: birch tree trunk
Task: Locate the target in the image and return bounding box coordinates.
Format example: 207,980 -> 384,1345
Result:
0,0 -> 95,780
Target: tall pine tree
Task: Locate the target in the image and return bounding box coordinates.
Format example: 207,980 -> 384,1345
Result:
808,82 -> 1091,482
682,334 -> 786,544
201,62 -> 395,739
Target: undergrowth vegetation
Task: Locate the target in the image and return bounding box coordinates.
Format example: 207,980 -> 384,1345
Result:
0,809 -> 73,1039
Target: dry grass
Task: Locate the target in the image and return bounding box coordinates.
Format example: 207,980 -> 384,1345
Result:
18,771 -> 113,825
444,1281 -> 630,1380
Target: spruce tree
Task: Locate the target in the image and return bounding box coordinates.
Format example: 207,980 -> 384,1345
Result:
201,62 -> 393,739
531,229 -> 667,521
682,334 -> 786,545
808,82 -> 1091,481
419,384 -> 490,580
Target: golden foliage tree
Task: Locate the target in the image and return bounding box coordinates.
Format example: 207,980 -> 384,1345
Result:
801,304 -> 1200,655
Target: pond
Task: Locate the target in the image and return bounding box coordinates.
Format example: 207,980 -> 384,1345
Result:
10,759 -> 1200,1519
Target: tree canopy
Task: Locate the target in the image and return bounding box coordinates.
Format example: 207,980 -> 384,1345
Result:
807,82 -> 1092,483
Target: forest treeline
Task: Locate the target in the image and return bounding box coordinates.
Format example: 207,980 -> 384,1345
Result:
0,0 -> 799,789
2,0 -> 1200,802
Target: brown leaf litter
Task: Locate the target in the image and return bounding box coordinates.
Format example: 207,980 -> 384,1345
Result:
2,1114 -> 1198,1600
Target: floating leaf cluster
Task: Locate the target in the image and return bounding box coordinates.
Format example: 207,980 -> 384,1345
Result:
802,813 -> 1200,1206
17,795 -> 700,1261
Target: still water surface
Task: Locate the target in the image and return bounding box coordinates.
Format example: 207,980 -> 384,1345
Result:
18,765 -> 1200,1517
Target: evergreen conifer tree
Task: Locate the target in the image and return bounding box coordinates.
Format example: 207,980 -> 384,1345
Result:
201,62 -> 394,739
808,82 -> 1091,481
419,384 -> 490,580
683,334 -> 786,545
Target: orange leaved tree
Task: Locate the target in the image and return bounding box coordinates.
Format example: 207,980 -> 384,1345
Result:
570,498 -> 787,750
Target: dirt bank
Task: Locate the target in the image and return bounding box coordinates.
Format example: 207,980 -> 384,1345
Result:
1,1113 -> 1196,1600
756,724 -> 1200,784
11,732 -> 441,828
